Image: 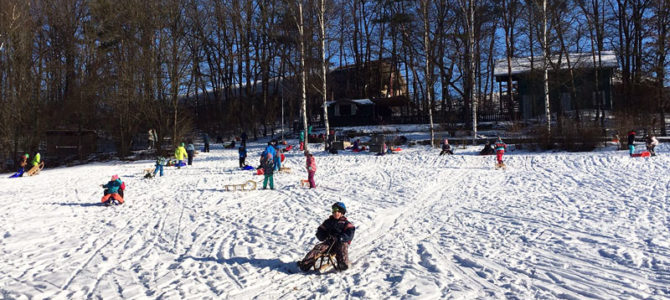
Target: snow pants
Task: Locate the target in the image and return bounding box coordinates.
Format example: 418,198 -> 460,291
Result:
204,143 -> 210,152
239,157 -> 246,168
101,193 -> 124,204
300,241 -> 349,270
629,145 -> 635,156
299,142 -> 304,151
153,165 -> 164,177
187,150 -> 194,165
263,174 -> 274,189
496,150 -> 504,164
308,170 -> 316,188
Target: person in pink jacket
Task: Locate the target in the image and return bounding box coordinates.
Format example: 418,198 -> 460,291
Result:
305,150 -> 316,188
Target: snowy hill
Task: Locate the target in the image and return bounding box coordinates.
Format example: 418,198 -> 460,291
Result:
1,142 -> 669,299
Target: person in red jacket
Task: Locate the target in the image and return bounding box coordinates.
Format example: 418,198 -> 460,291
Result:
305,150 -> 316,188
298,202 -> 355,271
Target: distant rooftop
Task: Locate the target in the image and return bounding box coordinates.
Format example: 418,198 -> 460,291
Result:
494,51 -> 618,77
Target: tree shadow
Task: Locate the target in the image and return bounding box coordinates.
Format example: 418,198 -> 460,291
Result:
176,255 -> 299,274
52,202 -> 105,207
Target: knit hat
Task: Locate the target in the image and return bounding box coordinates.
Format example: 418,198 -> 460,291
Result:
332,202 -> 347,214
24,153 -> 29,158
111,175 -> 119,181
180,142 -> 185,147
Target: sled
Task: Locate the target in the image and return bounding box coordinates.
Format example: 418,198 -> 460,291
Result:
279,167 -> 291,174
495,162 -> 506,170
631,151 -> 651,157
300,179 -> 310,187
313,252 -> 339,272
26,162 -> 45,176
224,180 -> 257,191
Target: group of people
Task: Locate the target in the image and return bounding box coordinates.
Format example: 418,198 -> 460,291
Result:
439,137 -> 508,166
627,130 -> 659,157
9,152 -> 42,178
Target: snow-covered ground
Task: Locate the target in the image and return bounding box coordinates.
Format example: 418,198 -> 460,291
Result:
1,141 -> 669,299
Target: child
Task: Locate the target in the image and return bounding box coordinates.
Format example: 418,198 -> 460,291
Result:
439,138 -> 453,155
261,152 -> 275,190
646,134 -> 659,156
9,154 -> 29,178
153,156 -> 167,177
174,143 -> 188,168
239,146 -> 247,168
298,202 -> 355,271
494,137 -> 507,166
299,131 -> 305,151
186,140 -> 195,165
101,175 -> 125,205
305,150 -> 316,188
628,130 -> 636,156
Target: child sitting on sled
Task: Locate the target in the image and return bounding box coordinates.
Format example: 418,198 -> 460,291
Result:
298,202 -> 355,271
101,175 -> 125,205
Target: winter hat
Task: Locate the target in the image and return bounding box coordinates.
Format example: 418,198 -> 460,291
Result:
332,202 -> 347,214
24,153 -> 29,158
111,175 -> 119,181
180,142 -> 185,147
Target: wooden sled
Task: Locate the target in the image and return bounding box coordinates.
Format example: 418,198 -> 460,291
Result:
224,180 -> 257,191
313,252 -> 339,272
26,162 -> 45,176
279,167 -> 291,174
495,162 -> 506,170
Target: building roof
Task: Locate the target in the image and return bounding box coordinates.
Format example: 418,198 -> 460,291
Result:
494,51 -> 618,77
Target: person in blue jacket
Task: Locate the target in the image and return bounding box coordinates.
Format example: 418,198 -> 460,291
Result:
298,202 -> 355,271
239,146 -> 247,168
265,142 -> 280,171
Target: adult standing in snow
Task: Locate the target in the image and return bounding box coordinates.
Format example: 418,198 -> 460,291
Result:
305,150 -> 316,188
148,129 -> 155,150
494,137 -> 507,166
238,146 -> 247,168
646,134 -> 659,156
203,133 -> 210,152
186,140 -> 195,166
174,143 -> 188,168
298,202 -> 355,271
260,152 -> 275,190
627,130 -> 636,156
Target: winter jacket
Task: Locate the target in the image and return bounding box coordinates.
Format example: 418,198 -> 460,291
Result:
156,156 -> 167,166
203,134 -> 210,143
306,155 -> 316,172
628,132 -> 636,146
239,147 -> 247,158
299,131 -> 305,142
495,140 -> 507,152
261,153 -> 275,175
31,153 -> 41,166
316,216 -> 355,243
647,136 -> 659,147
266,145 -> 277,158
186,144 -> 195,151
103,179 -> 125,194
175,146 -> 188,160
442,143 -> 451,151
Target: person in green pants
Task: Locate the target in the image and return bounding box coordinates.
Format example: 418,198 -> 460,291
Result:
261,152 -> 275,189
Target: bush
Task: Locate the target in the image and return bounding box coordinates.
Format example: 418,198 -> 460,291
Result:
528,122 -> 604,152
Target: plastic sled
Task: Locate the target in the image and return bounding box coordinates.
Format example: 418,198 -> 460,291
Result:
243,165 -> 254,170
256,168 -> 265,175
280,153 -> 285,162
631,151 -> 651,157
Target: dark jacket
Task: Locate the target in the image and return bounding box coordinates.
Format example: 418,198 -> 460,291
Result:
628,131 -> 636,146
261,153 -> 275,175
316,216 -> 355,244
239,147 -> 247,158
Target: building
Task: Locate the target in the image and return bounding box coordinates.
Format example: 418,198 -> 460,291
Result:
494,51 -> 618,121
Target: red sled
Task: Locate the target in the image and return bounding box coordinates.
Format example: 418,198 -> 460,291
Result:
280,153 -> 285,162
256,168 -> 265,175
631,151 -> 651,157
285,145 -> 293,152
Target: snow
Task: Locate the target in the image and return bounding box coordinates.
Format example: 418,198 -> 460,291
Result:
1,141 -> 670,299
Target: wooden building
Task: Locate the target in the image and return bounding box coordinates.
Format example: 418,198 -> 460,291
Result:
494,51 -> 618,121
